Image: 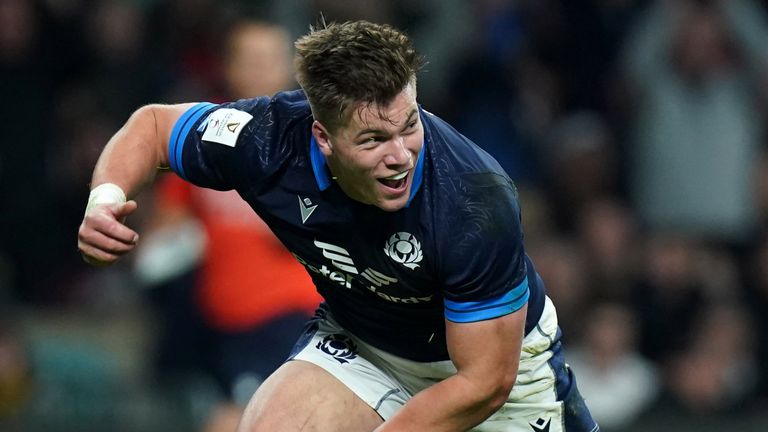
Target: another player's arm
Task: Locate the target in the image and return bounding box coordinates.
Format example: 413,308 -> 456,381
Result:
374,304 -> 526,432
77,103 -> 197,265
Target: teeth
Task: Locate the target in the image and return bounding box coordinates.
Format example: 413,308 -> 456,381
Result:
385,171 -> 408,181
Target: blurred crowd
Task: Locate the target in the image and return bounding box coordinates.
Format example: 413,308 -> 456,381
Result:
3,0 -> 768,431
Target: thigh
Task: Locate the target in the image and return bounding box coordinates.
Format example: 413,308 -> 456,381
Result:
237,360 -> 384,432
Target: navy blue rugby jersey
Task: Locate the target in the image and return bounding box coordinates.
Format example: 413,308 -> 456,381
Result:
168,90 -> 545,362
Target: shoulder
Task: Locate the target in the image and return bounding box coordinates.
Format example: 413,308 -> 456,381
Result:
443,172 -> 520,244
420,108 -> 517,211
420,108 -> 507,179
217,89 -> 311,126
418,109 -> 521,243
203,90 -> 312,152
253,89 -> 312,122
175,91 -> 313,190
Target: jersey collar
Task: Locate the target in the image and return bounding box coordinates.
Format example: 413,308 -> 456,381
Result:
309,134 -> 426,208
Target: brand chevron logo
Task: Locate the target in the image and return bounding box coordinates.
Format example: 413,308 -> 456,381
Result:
298,196 -> 318,224
529,417 -> 551,432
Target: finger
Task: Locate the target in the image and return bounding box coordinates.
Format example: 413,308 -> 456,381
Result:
82,254 -> 116,267
78,242 -> 120,266
78,227 -> 137,267
79,229 -> 138,255
85,211 -> 140,244
112,200 -> 138,219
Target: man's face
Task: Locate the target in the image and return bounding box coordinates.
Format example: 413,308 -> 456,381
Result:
313,84 -> 423,212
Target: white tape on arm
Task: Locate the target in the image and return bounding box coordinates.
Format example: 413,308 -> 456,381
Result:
86,183 -> 127,213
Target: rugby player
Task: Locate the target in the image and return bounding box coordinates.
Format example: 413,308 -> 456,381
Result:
78,20 -> 598,432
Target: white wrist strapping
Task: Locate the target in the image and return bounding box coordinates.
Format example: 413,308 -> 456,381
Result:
86,183 -> 127,213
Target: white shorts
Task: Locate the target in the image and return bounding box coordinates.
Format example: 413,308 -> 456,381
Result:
289,296 -> 598,432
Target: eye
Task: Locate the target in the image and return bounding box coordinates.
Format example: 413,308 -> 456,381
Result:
359,136 -> 383,145
402,120 -> 418,134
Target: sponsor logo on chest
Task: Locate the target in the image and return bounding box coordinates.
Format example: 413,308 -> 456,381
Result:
291,234 -> 432,304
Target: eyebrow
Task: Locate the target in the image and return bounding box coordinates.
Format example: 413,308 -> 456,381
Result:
355,108 -> 418,138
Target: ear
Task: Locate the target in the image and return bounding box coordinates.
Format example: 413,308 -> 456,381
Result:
312,121 -> 333,157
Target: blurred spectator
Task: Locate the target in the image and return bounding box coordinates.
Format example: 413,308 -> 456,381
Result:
744,233 -> 768,403
81,0 -> 171,119
445,0 -> 544,185
0,0 -> 60,302
622,0 -> 768,245
517,185 -> 558,246
135,20 -> 321,432
0,319 -> 30,423
148,0 -> 226,96
576,198 -> 639,301
220,20 -> 294,100
527,236 -> 590,341
567,302 -> 659,431
549,0 -> 648,112
661,304 -> 757,415
755,154 -> 768,226
544,111 -> 620,231
631,234 -> 710,362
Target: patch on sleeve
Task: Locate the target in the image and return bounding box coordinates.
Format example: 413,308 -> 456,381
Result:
200,108 -> 253,147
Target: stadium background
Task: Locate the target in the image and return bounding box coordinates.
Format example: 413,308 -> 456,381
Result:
3,0 -> 768,430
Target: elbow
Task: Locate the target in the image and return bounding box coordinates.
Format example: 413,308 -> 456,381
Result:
487,376 -> 515,412
133,103 -> 161,122
131,104 -> 170,167
129,104 -> 163,136
470,372 -> 516,414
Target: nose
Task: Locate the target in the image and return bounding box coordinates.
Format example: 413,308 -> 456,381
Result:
383,136 -> 413,168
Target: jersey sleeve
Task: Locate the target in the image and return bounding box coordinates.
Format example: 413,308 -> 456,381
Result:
167,97 -> 276,192
439,173 -> 529,323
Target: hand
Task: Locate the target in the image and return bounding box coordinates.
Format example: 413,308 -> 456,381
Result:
77,200 -> 139,266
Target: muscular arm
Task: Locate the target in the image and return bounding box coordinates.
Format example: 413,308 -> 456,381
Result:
375,304 -> 527,432
91,103 -> 196,195
77,103 -> 197,265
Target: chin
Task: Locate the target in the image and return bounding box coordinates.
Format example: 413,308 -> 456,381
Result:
375,198 -> 408,212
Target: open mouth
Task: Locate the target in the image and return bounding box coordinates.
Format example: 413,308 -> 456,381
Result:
378,170 -> 409,189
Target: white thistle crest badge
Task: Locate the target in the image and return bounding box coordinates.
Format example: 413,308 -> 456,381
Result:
384,232 -> 423,270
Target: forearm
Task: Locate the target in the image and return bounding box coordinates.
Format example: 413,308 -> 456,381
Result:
91,105 -> 169,196
376,309 -> 525,431
79,102 -> 195,265
374,372 -> 508,432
